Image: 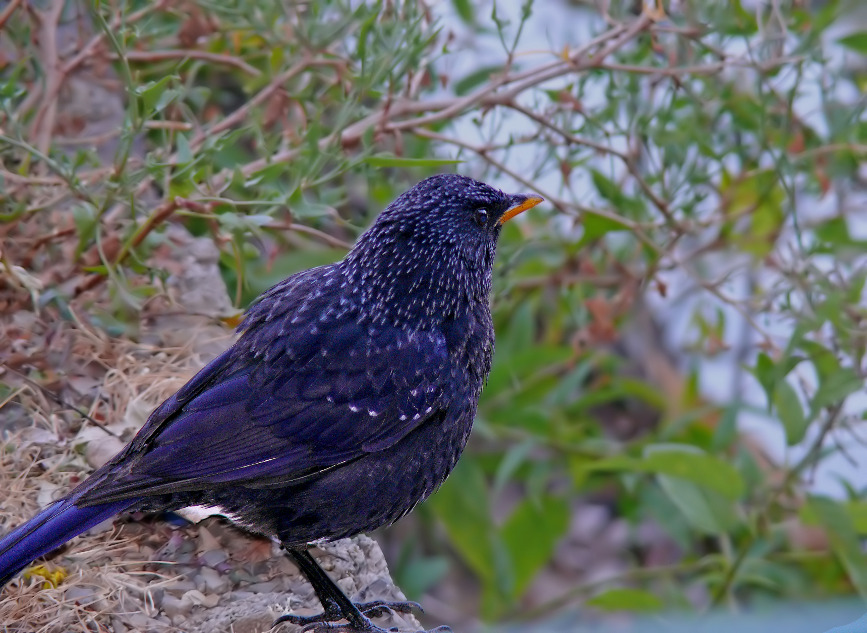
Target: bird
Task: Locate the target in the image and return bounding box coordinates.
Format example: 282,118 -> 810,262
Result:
0,174 -> 543,632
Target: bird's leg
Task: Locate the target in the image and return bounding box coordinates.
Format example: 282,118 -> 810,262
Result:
273,547 -> 450,633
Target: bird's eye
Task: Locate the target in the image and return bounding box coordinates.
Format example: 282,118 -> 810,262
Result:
474,208 -> 488,227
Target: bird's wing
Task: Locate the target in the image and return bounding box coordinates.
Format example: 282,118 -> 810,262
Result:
79,303 -> 455,503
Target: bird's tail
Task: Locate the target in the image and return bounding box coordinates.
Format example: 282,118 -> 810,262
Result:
0,497 -> 132,586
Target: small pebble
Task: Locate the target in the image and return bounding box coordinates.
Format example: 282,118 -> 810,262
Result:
200,566 -> 230,593
64,586 -> 98,603
147,587 -> 165,610
166,579 -> 197,595
126,613 -> 155,629
161,594 -> 191,618
183,589 -> 220,608
200,549 -> 228,568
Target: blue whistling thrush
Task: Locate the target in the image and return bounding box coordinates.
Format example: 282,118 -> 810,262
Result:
0,174 -> 543,633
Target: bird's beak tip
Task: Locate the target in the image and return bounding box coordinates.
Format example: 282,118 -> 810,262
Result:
499,195 -> 545,225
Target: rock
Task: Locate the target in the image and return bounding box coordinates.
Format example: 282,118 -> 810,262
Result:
199,567 -> 230,594
200,548 -> 229,568
183,535 -> 420,633
161,593 -> 191,618
63,585 -> 99,604
182,589 -> 220,608
165,579 -> 197,596
247,580 -> 280,594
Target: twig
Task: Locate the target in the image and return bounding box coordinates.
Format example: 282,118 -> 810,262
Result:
113,49 -> 262,77
31,0 -> 65,160
60,1 -> 167,78
264,222 -> 353,250
188,56 -> 318,150
0,0 -> 24,30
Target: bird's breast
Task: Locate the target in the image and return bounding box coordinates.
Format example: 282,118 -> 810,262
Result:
440,304 -> 494,386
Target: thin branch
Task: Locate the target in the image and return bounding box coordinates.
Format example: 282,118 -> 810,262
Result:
114,49 -> 262,77
264,222 -> 353,251
0,0 -> 24,30
31,0 -> 65,160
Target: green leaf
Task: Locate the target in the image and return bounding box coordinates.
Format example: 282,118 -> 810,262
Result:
803,496 -> 867,599
492,439 -> 536,496
175,133 -> 193,165
721,169 -> 785,257
587,588 -> 663,612
363,154 -> 463,168
71,203 -> 98,254
484,345 -> 573,401
750,352 -> 803,408
577,211 -> 632,248
815,217 -> 851,245
500,495 -> 569,599
291,200 -> 337,218
657,475 -> 738,535
137,76 -> 175,115
428,460 -> 496,583
585,445 -> 744,499
647,447 -> 743,499
844,501 -> 867,535
393,548 -> 449,600
451,0 -> 475,24
839,32 -> 867,54
590,169 -> 645,216
774,380 -> 808,445
811,367 -> 863,412
712,405 -> 739,451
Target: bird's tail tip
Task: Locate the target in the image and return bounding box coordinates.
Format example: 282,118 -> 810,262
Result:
0,498 -> 130,588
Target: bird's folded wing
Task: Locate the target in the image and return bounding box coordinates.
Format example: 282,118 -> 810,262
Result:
79,317 -> 454,503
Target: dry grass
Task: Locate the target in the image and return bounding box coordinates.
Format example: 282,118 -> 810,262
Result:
0,311 -> 208,631
0,263 -> 247,630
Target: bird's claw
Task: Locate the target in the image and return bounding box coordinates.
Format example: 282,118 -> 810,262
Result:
357,599 -> 424,618
273,599 -> 448,632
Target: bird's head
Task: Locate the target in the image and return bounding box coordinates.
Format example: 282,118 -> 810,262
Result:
371,173 -> 543,243
343,174 -> 543,325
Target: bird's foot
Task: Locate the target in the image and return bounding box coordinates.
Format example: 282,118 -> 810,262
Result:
273,599 -> 451,632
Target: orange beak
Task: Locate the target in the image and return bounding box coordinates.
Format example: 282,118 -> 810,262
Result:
499,194 -> 544,224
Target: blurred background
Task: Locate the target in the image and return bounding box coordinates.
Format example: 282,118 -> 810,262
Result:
2,0 -> 867,631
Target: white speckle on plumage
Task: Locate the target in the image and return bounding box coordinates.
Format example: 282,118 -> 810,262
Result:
232,176 -> 518,477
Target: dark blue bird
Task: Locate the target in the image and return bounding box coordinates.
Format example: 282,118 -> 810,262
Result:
0,174 -> 542,632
